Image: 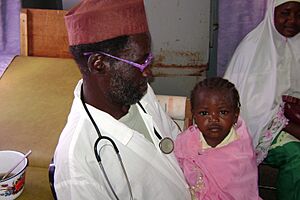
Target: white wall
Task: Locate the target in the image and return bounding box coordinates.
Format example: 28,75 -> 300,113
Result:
145,0 -> 209,66
144,0 -> 210,96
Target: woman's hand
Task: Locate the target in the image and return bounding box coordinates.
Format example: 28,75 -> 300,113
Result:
282,95 -> 300,139
284,102 -> 300,125
283,121 -> 300,140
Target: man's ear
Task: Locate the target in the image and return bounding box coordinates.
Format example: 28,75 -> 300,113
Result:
87,54 -> 107,73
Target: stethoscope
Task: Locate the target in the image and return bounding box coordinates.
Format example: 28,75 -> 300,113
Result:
80,85 -> 174,200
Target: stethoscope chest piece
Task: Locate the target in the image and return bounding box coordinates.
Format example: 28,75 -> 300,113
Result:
159,137 -> 174,154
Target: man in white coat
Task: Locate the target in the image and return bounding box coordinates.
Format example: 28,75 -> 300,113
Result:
52,0 -> 191,199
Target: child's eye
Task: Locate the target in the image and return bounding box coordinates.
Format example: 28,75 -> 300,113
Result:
198,111 -> 208,116
220,110 -> 229,115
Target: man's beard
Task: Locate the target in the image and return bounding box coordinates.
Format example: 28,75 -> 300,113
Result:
108,71 -> 148,106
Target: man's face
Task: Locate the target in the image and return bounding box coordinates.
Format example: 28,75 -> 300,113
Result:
274,2 -> 300,38
108,33 -> 153,106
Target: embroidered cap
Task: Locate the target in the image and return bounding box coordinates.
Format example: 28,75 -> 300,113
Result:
65,0 -> 149,46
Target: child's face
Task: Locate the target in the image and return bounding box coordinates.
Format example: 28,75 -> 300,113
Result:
192,88 -> 239,147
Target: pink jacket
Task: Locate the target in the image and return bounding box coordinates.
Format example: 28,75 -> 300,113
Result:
175,118 -> 261,200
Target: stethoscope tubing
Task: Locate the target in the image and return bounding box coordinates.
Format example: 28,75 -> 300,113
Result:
94,137 -> 133,200
137,102 -> 162,140
81,85 -> 132,200
94,136 -> 119,161
81,84 -> 173,199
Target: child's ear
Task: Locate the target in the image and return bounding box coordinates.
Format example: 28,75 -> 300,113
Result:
234,108 -> 240,122
191,112 -> 197,127
87,54 -> 106,73
191,111 -> 195,121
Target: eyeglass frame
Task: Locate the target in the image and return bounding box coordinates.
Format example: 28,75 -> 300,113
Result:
84,51 -> 154,72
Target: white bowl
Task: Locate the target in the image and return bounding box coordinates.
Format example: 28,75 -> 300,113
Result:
0,150 -> 28,200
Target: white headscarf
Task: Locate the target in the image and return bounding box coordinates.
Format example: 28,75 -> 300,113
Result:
224,0 -> 300,162
275,0 -> 300,6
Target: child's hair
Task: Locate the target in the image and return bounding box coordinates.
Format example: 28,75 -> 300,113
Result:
190,77 -> 241,110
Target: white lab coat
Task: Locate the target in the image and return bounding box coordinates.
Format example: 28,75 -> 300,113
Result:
54,80 -> 191,200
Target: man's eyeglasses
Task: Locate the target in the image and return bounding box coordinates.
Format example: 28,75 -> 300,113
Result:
84,51 -> 154,72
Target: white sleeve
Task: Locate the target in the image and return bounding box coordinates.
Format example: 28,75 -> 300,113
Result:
55,177 -> 111,200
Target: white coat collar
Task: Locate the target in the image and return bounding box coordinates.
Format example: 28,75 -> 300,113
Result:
74,80 -> 154,146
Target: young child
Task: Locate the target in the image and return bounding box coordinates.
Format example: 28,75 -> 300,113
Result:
175,77 -> 261,200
